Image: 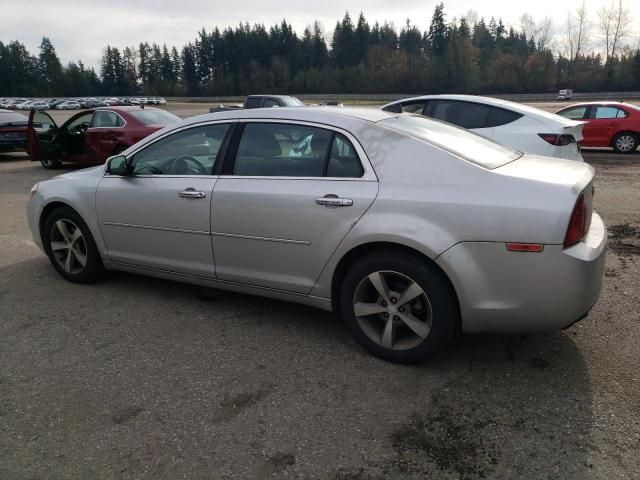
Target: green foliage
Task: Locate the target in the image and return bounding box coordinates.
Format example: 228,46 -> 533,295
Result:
1,9 -> 639,98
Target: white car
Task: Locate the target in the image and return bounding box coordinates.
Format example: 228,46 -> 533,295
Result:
382,95 -> 585,161
55,101 -> 81,110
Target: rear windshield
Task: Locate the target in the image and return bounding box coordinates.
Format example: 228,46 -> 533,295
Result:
129,109 -> 180,126
379,115 -> 521,169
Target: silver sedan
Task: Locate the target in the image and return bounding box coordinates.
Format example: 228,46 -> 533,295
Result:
27,107 -> 606,363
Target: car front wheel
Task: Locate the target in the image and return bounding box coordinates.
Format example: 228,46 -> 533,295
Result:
40,157 -> 62,169
42,207 -> 105,283
612,132 -> 638,154
339,250 -> 458,363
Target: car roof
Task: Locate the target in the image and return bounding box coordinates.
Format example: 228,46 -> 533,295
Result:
560,101 -> 639,108
180,106 -> 399,129
97,106 -> 161,113
385,94 -> 581,128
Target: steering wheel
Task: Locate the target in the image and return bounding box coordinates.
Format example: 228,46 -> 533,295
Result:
169,155 -> 208,175
70,122 -> 90,135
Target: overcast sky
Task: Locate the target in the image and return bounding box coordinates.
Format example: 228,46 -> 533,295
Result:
2,0 -> 639,69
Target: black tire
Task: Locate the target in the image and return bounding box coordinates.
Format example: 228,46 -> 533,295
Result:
339,250 -> 458,363
42,206 -> 105,283
612,132 -> 638,154
40,157 -> 62,169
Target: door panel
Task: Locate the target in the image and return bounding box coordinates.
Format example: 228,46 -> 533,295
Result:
96,176 -> 218,277
211,178 -> 377,293
27,110 -> 60,162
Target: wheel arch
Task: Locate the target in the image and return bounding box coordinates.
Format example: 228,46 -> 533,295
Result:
329,241 -> 460,322
39,201 -> 74,243
610,130 -> 639,147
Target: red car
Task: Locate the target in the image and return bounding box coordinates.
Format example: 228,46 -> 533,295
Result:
0,109 -> 28,153
27,106 -> 181,168
556,101 -> 640,154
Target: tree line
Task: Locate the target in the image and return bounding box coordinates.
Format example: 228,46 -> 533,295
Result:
1,2 -> 639,98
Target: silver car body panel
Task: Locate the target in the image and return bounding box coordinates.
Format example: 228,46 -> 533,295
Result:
27,107 -> 606,333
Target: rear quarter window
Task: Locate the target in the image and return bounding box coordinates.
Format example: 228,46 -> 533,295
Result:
380,115 -> 521,169
486,107 -> 523,127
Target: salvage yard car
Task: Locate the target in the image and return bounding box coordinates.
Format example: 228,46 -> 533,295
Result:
27,106 -> 180,168
0,109 -> 28,152
556,101 -> 640,153
27,107 -> 606,363
382,95 -> 585,161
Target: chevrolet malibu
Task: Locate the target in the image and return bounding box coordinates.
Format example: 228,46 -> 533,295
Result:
27,107 -> 606,363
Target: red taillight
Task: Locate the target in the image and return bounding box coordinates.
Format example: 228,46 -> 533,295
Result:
564,192 -> 590,248
538,134 -> 576,146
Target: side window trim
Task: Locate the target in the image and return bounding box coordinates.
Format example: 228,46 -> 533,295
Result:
321,131 -> 337,177
220,120 -> 375,180
220,123 -> 245,175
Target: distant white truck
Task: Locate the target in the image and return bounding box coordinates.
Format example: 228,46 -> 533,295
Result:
557,89 -> 573,101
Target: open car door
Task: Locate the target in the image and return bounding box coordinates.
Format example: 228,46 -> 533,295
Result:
27,109 -> 62,168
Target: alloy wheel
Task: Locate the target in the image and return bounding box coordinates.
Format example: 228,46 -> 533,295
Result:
615,135 -> 636,152
353,270 -> 432,350
49,219 -> 87,275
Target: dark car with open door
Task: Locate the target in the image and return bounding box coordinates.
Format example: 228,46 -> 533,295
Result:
27,106 -> 180,169
0,109 -> 29,152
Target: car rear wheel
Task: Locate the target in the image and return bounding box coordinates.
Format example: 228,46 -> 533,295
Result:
612,132 -> 638,154
339,250 -> 458,363
42,207 -> 105,283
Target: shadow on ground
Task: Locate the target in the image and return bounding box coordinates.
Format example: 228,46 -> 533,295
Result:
0,257 -> 594,479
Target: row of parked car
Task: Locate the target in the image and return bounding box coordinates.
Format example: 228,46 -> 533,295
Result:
0,97 -> 167,111
2,94 -> 639,171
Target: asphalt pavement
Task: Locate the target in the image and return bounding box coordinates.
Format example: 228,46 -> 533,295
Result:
0,146 -> 639,479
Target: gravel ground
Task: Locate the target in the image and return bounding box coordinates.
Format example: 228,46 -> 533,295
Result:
1,124 -> 639,479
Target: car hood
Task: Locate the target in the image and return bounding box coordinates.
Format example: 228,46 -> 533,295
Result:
47,165 -> 105,183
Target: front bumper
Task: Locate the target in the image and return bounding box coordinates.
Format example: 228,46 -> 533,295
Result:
27,193 -> 45,252
436,213 -> 607,333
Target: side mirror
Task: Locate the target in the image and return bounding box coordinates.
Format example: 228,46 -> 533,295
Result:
106,155 -> 129,176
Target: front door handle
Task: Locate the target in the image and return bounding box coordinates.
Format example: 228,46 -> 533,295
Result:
316,194 -> 353,207
179,188 -> 207,199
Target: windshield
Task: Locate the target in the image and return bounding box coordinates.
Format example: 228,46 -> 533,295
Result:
130,109 -> 180,126
379,115 -> 521,169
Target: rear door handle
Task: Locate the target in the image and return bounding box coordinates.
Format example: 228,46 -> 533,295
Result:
316,194 -> 353,207
179,188 -> 207,199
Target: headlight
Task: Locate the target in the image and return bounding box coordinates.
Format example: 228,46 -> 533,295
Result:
30,183 -> 39,197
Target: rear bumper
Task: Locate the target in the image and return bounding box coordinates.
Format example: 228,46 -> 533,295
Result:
436,213 -> 606,333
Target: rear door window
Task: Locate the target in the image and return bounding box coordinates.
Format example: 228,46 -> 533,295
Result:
591,106 -> 628,119
233,123 -> 332,177
232,123 -> 364,178
91,111 -> 123,128
430,101 -> 491,129
401,101 -> 427,114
